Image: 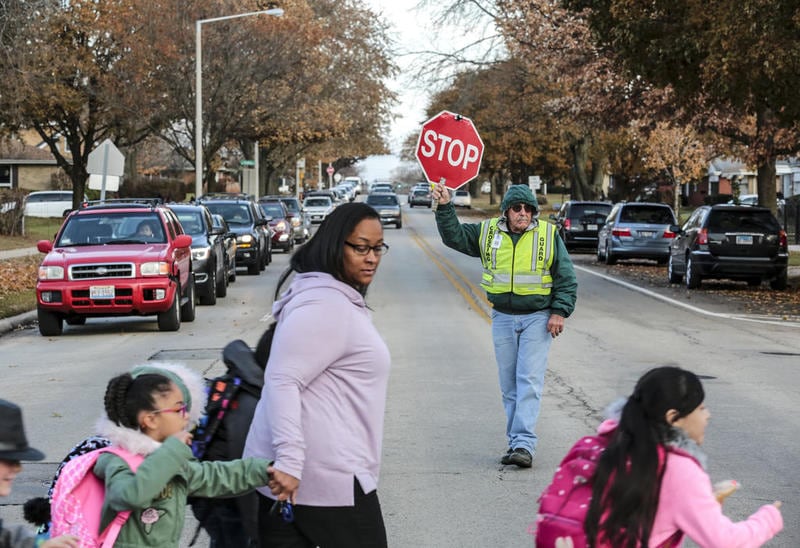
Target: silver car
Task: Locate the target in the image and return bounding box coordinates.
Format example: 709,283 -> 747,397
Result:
302,196 -> 334,224
596,202 -> 677,265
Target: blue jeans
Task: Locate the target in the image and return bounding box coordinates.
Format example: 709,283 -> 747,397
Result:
491,309 -> 552,455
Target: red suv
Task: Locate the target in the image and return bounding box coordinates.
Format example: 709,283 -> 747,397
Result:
35,200 -> 196,335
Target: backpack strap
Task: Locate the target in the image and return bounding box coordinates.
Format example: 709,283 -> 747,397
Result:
95,447 -> 144,547
192,376 -> 243,459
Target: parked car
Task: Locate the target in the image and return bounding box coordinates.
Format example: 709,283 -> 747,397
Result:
264,195 -> 310,243
365,192 -> 402,228
35,199 -> 195,335
667,204 -> 789,290
409,188 -> 433,208
258,199 -> 295,253
480,181 -> 491,194
452,189 -> 472,208
306,189 -> 344,206
551,200 -> 613,251
168,203 -> 227,305
303,196 -> 335,224
199,195 -> 271,275
210,214 -> 236,284
728,194 -> 785,217
596,202 -> 677,264
24,191 -> 86,218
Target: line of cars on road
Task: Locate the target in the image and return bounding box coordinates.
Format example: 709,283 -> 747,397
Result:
552,200 -> 789,290
32,193 -> 315,336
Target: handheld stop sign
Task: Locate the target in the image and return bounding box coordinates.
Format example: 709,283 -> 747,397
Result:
415,111 -> 484,190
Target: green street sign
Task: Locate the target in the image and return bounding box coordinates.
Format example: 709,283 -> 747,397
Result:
241,160 -> 255,167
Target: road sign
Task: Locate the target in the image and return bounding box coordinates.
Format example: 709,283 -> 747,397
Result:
415,111 -> 484,190
87,139 -> 125,176
240,160 -> 255,167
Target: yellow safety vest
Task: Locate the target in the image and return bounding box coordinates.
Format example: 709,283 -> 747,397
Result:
478,218 -> 556,295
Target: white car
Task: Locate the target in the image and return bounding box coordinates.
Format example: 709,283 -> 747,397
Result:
24,190 -> 83,217
452,189 -> 472,208
302,196 -> 335,224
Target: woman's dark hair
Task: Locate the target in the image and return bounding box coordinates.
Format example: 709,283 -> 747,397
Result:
585,367 -> 704,548
274,202 -> 380,298
104,372 -> 174,429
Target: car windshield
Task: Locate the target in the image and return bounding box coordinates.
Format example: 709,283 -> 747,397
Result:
260,203 -> 285,218
204,203 -> 252,225
280,199 -> 299,213
707,210 -> 780,232
413,190 -> 429,196
174,212 -> 204,235
304,198 -> 331,207
57,212 -> 165,246
619,206 -> 674,224
367,195 -> 398,206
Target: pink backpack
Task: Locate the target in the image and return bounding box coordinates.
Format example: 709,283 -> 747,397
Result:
530,432 -> 611,548
50,446 -> 144,547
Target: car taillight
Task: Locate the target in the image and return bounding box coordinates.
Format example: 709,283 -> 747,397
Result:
564,219 -> 571,230
612,228 -> 631,237
779,229 -> 787,249
662,229 -> 676,238
696,228 -> 708,245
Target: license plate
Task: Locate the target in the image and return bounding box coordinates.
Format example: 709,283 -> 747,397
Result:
736,235 -> 753,245
639,231 -> 655,238
89,285 -> 115,299
587,224 -> 598,231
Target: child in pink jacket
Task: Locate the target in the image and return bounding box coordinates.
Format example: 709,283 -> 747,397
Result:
584,366 -> 782,547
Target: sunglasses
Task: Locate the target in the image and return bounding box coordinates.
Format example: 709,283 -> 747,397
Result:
151,403 -> 188,418
510,204 -> 534,213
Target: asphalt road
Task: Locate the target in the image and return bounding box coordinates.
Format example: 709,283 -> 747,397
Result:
1,203 -> 797,547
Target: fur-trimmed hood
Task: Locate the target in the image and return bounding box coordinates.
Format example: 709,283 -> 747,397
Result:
95,362 -> 207,457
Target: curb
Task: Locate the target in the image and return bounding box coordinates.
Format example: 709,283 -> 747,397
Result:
0,310 -> 37,335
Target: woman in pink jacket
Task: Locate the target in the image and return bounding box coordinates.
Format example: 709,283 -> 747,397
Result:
585,366 -> 783,548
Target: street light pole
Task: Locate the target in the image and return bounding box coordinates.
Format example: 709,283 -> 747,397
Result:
195,8 -> 284,200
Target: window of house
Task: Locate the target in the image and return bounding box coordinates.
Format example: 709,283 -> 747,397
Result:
0,166 -> 11,188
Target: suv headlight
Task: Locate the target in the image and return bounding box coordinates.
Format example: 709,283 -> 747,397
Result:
237,234 -> 253,244
275,221 -> 287,232
141,262 -> 170,276
192,247 -> 211,261
38,265 -> 64,280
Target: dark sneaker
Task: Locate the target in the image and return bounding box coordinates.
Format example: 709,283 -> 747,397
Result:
507,448 -> 533,468
500,448 -> 513,465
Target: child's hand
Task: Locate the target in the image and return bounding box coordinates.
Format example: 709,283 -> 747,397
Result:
773,501 -> 782,509
713,479 -> 739,504
42,535 -> 80,548
172,430 -> 193,446
267,464 -> 300,504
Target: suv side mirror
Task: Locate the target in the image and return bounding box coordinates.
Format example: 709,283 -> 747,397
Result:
669,224 -> 682,234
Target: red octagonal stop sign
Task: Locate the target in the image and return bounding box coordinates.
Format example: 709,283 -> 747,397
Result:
415,111 -> 484,190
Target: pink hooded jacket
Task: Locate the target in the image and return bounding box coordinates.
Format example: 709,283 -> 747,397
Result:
595,419 -> 783,547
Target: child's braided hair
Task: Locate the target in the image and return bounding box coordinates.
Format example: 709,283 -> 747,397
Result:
104,372 -> 173,429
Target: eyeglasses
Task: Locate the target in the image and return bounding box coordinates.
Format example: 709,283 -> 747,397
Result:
151,403 -> 188,418
510,204 -> 534,213
345,241 -> 389,256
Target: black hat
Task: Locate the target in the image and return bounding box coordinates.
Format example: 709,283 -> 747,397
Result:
0,399 -> 45,461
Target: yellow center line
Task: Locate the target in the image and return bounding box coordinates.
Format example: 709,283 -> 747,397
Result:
408,226 -> 492,324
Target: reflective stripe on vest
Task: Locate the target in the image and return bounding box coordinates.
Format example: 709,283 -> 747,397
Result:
478,219 -> 556,295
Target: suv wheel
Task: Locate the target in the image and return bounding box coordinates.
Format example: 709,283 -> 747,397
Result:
199,268 -> 217,306
216,264 -> 228,298
667,254 -> 682,284
248,255 -> 260,275
746,277 -> 761,287
181,276 -> 197,322
685,256 -> 702,289
604,243 -> 617,265
158,287 -> 181,331
596,243 -> 604,262
770,269 -> 788,290
38,308 -> 63,336
229,258 -> 237,282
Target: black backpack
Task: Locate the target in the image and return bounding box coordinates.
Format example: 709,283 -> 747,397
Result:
189,323 -> 275,546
